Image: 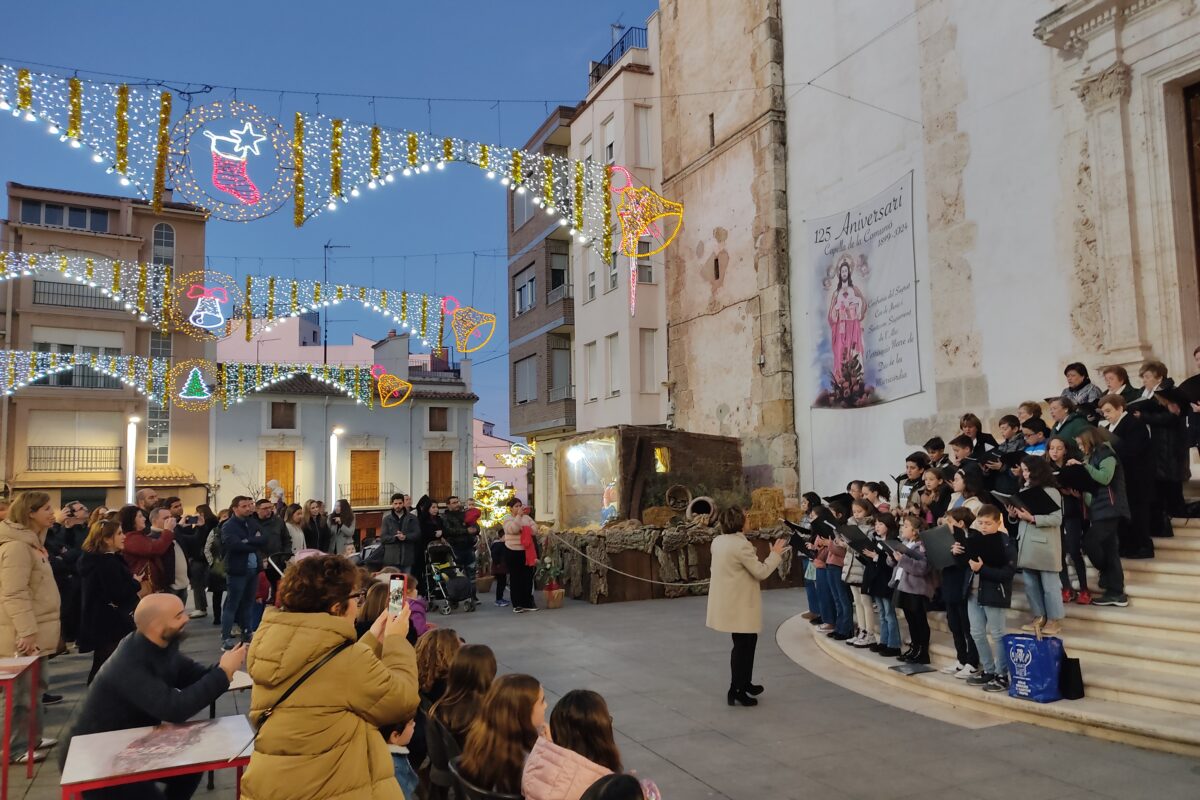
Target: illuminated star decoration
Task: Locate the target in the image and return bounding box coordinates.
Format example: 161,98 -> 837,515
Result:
203,121 -> 269,205
611,165 -> 684,317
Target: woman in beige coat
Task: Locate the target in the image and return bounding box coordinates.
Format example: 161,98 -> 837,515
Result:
706,506 -> 787,707
0,491 -> 60,761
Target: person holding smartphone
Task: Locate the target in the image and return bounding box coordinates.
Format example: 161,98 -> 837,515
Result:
706,506 -> 787,707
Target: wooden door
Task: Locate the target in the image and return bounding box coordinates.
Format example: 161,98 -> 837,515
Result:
264,451 -> 295,503
428,451 -> 453,502
349,450 -> 380,506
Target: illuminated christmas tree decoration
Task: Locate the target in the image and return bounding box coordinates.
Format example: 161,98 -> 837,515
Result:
170,359 -> 218,411
473,475 -> 515,531
180,367 -> 209,399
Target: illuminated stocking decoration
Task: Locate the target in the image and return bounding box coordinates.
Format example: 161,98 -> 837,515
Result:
204,121 -> 267,205
186,284 -> 229,329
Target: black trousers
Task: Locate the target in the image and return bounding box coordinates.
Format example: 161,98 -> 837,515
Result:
730,633 -> 758,691
944,598 -> 978,666
494,573 -> 508,601
85,772 -> 201,799
1083,518 -> 1125,594
1150,479 -> 1184,537
504,548 -> 536,609
1060,518 -> 1090,592
87,638 -> 121,685
900,594 -> 930,648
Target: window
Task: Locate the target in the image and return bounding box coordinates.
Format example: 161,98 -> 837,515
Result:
270,401 -> 297,430
584,342 -> 598,401
548,240 -> 568,291
550,348 -> 571,394
513,266 -> 536,316
512,188 -> 534,231
606,334 -> 620,396
68,207 -> 87,229
514,356 -> 537,404
637,240 -> 653,283
580,136 -> 593,163
635,106 -> 652,167
20,200 -> 40,224
146,331 -> 171,464
602,116 -> 615,164
639,329 -> 657,392
429,406 -> 449,432
152,223 -> 175,267
43,204 -> 64,226
607,257 -> 619,292
89,210 -> 108,233
587,270 -> 596,302
19,201 -> 107,231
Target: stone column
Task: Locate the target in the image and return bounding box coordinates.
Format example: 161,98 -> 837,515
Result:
1074,61 -> 1149,363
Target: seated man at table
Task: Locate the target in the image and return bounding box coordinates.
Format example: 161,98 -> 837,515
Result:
60,593 -> 246,799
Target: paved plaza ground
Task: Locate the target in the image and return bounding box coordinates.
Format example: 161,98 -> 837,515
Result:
13,589 -> 1200,799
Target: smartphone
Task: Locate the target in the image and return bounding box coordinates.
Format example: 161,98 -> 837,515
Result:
388,574 -> 408,615
185,515 -> 200,525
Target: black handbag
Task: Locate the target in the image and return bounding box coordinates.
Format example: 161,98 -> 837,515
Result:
254,640 -> 352,731
1059,652 -> 1085,700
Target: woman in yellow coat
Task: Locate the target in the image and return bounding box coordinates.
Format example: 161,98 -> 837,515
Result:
242,554 -> 419,799
705,506 -> 787,708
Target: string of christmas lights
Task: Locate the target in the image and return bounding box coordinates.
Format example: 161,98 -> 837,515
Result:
0,250 -> 169,328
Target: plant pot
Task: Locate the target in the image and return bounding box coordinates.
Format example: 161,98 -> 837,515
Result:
476,575 -> 495,594
544,587 -> 565,609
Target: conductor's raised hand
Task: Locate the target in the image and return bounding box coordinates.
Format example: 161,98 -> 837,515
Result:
770,537 -> 787,556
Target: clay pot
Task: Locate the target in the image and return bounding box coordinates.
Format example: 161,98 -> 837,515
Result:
544,588 -> 565,609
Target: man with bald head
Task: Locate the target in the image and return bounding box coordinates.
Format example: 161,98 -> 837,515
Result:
61,594 -> 245,798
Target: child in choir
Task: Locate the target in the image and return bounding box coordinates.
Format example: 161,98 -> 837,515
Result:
940,507 -> 980,678
861,512 -> 902,657
897,452 -> 929,511
844,499 -> 877,648
925,437 -> 950,470
917,468 -> 951,526
813,508 -> 853,640
962,505 -> 1017,692
986,414 -> 1026,495
863,481 -> 891,513
1049,396 -> 1090,452
1011,456 -> 1065,636
1071,428 -> 1129,607
1020,418 -> 1049,457
891,515 -> 933,664
1047,436 -> 1092,605
798,492 -> 824,625
948,435 -> 975,467
847,480 -> 865,501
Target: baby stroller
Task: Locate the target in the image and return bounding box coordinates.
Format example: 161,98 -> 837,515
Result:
425,538 -> 477,615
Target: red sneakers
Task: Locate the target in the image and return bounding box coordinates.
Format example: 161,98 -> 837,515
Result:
1076,590 -> 1093,605
1061,588 -> 1076,603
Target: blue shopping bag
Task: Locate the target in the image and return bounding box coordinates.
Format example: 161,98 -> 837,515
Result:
1002,633 -> 1064,703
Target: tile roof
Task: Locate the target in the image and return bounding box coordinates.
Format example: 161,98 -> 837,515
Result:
258,374 -> 477,402
136,464 -> 200,484
8,182 -> 206,213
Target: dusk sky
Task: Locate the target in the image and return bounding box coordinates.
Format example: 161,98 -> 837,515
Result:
0,0 -> 657,438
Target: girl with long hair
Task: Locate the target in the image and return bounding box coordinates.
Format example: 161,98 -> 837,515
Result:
77,520 -> 140,683
1011,456 -> 1065,635
1047,436 -> 1091,604
283,503 -> 306,554
458,674 -> 546,794
429,644 -> 498,747
329,498 -> 357,555
523,690 -> 622,800
354,581 -> 389,639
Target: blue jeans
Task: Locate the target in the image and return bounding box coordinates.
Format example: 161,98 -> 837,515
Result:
1023,569 -> 1064,621
817,566 -> 853,635
876,594 -> 900,648
801,558 -> 820,615
221,572 -> 256,642
968,595 -> 1009,676
814,566 -> 835,623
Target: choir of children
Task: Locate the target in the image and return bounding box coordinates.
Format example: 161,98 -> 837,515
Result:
796,358 -> 1195,691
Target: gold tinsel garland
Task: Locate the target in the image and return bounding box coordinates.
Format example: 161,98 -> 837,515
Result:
601,166 -> 613,260
420,295 -> 428,340
293,112 -> 305,227
16,68 -> 31,111
407,131 -> 418,166
443,137 -> 453,162
136,261 -> 148,314
266,276 -> 276,322
543,156 -> 554,208
84,257 -> 94,283
330,118 -> 344,198
244,275 -> 252,342
511,150 -> 523,186
370,125 -> 381,179
574,162 -> 585,231
479,144 -> 490,171
115,84 -> 129,176
67,77 -> 82,139
151,92 -> 171,213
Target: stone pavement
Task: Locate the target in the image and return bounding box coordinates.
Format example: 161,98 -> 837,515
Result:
11,589 -> 1200,799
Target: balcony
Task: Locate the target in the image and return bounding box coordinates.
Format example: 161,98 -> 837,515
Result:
28,445 -> 122,472
547,283 -> 574,305
338,482 -> 399,508
589,27 -> 648,87
33,280 -> 124,311
549,384 -> 575,402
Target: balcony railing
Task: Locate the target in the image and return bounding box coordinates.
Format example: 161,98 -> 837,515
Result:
337,482 -> 399,508
589,27 -> 648,87
28,445 -> 121,472
33,280 -> 124,311
549,384 -> 575,402
547,283 -> 574,305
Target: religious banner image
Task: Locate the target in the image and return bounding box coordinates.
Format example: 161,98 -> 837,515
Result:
809,172 -> 921,409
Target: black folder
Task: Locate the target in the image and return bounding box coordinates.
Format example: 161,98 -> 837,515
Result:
837,525 -> 872,551
991,487 -> 1061,516
983,449 -> 1025,469
918,525 -> 957,571
965,533 -> 1008,566
1055,464 -> 1098,492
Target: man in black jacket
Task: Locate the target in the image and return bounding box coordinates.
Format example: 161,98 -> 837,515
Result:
1100,394 -> 1155,559
220,496 -> 266,650
60,593 -> 245,799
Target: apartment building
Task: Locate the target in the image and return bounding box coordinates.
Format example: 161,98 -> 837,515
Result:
0,182 -> 212,509
506,106 -> 576,521
571,16 -> 668,434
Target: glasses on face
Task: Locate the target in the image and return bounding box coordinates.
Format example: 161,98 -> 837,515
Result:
348,590 -> 367,603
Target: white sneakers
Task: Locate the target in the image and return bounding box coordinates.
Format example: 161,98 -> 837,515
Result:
941,662 -> 966,674
954,664 -> 980,679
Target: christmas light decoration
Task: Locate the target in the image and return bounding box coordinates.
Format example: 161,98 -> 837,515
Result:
444,297 -> 496,354
496,440 -> 537,469
610,165 -> 685,316
473,474 -> 515,530
170,359 -> 217,411
170,270 -> 243,341
372,364 -> 413,408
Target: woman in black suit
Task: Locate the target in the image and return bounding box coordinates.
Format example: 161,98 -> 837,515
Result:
77,519 -> 143,683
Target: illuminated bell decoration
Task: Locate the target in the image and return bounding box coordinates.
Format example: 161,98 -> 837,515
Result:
443,297 -> 496,355
610,165 -> 685,317
171,270 -> 243,342
376,372 -> 413,408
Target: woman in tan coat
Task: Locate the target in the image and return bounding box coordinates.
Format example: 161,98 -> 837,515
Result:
705,506 -> 786,707
0,491 -> 60,760
242,554 -> 419,799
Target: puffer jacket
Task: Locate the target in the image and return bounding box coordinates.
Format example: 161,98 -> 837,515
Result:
242,608 -> 420,800
892,541 -> 934,599
522,738 -> 613,800
0,519 -> 61,655
841,523 -> 871,585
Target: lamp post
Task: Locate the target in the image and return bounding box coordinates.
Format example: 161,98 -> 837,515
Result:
476,460 -> 487,478
329,426 -> 345,506
125,416 -> 140,504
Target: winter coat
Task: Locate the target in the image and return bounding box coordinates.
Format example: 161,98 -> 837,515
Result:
522,738 -> 613,800
1052,412 -> 1091,453
381,510 -> 421,567
221,514 -> 267,577
1141,404 -> 1191,482
76,550 -> 139,653
256,514 -> 286,556
60,632 -> 229,770
1084,444 -> 1131,521
966,532 -> 1017,608
122,528 -> 175,592
0,519 -> 60,656
1014,487 -> 1063,572
892,542 -> 934,599
859,538 -> 896,599
44,523 -> 86,579
1062,381 -> 1104,408
1109,413 -> 1152,478
705,534 -> 782,634
330,521 -> 357,555
242,608 -> 419,800
441,509 -> 473,550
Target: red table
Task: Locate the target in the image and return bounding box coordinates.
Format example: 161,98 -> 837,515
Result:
60,715 -> 252,799
0,656 -> 40,800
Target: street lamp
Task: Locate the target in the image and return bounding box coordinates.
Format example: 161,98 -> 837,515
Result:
329,426 -> 345,506
125,416 -> 141,504
476,460 -> 487,477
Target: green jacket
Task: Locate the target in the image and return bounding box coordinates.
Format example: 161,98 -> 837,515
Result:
1052,413 -> 1091,455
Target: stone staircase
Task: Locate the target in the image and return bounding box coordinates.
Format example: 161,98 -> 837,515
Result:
800,517 -> 1200,757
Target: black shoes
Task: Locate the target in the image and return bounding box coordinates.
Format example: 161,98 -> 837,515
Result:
41,693 -> 63,706
745,683 -> 764,696
901,646 -> 930,664
896,646 -> 916,662
877,646 -> 901,657
727,688 -> 759,707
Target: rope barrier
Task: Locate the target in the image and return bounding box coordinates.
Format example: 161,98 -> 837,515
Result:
542,529 -> 713,588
